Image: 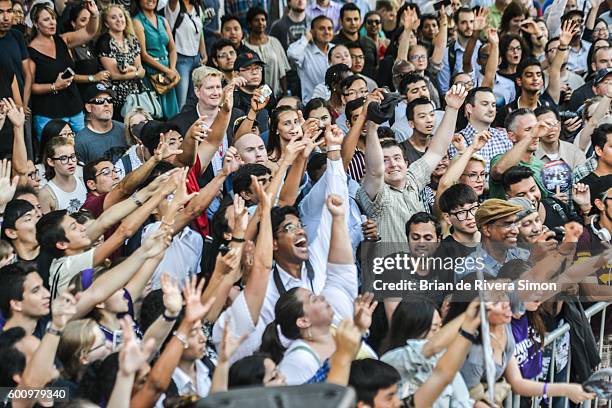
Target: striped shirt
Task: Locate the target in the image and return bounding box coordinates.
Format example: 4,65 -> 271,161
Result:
347,149 -> 366,183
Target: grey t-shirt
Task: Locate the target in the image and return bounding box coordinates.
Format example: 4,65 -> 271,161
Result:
75,121 -> 127,164
460,324 -> 516,389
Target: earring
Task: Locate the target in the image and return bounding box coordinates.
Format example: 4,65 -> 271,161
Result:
307,327 -> 312,340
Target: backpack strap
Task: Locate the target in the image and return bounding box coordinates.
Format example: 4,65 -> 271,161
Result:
286,344 -> 322,366
172,0 -> 187,39
448,40 -> 457,78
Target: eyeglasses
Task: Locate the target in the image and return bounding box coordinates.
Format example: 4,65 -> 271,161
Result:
409,54 -> 427,61
59,130 -> 75,138
239,65 -> 262,74
217,50 -> 237,59
461,171 -> 487,181
366,19 -> 381,25
450,205 -> 479,221
96,167 -> 121,177
350,54 -> 365,61
508,45 -> 522,53
27,169 -> 40,180
51,154 -> 77,165
280,222 -> 304,234
594,27 -> 609,33
89,97 -> 113,105
344,88 -> 368,97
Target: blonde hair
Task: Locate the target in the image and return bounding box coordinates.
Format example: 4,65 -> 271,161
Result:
99,4 -> 135,38
192,66 -> 223,89
57,319 -> 99,381
453,151 -> 487,169
123,107 -> 152,145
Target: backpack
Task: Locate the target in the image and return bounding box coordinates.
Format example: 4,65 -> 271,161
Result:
172,0 -> 203,39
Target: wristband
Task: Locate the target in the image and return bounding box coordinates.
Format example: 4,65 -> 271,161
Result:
247,114 -> 256,121
327,145 -> 341,152
558,46 -> 569,51
459,328 -> 479,343
46,323 -> 63,336
173,331 -> 189,349
163,311 -> 179,321
231,237 -> 245,243
131,193 -> 143,206
543,383 -> 549,403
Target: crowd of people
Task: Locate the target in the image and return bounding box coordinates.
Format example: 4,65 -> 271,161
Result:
0,0 -> 610,406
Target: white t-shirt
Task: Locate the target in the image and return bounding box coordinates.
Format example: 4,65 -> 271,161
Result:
49,248 -> 94,299
165,3 -> 203,57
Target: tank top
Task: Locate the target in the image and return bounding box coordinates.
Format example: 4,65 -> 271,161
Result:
28,35 -> 83,118
45,176 -> 87,213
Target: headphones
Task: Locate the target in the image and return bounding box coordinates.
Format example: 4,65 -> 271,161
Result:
591,215 -> 612,243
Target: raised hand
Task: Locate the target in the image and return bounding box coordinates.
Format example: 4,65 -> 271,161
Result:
188,117 -> 210,143
401,6 -> 419,32
251,175 -> 273,209
119,316 -> 156,376
324,124 -> 345,148
160,273 -> 182,317
531,120 -> 553,141
145,167 -> 178,194
334,319 -> 362,360
562,116 -> 582,134
233,194 -> 248,234
182,275 -> 215,324
167,167 -> 198,218
445,83 -> 468,110
4,98 -> 25,128
51,288 -> 78,331
221,80 -> 240,113
473,7 -> 488,32
283,136 -> 307,164
141,227 -> 171,258
452,133 -> 467,152
251,87 -> 270,112
472,130 -> 491,151
487,28 -> 499,45
0,101 -> 7,129
215,248 -> 242,278
559,19 -> 579,46
326,193 -> 346,217
353,292 -> 378,333
83,0 -> 99,16
0,159 -> 19,207
519,19 -> 540,36
572,183 -> 591,210
154,133 -> 183,161
221,146 -> 241,176
217,316 -> 248,363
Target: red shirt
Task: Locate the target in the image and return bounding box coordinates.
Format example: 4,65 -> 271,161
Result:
81,191 -> 106,218
186,156 -> 209,237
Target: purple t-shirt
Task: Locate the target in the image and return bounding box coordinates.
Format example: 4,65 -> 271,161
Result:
511,315 -> 543,379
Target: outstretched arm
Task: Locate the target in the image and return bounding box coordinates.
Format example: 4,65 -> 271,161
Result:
481,29 -> 499,89
548,20 -> 578,104
463,7 -> 487,74
361,121 -> 385,200
422,84 -> 468,173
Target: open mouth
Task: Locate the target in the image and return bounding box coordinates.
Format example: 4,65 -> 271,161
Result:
294,237 -> 307,248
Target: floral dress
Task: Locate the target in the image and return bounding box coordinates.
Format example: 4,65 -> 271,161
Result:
95,33 -> 143,113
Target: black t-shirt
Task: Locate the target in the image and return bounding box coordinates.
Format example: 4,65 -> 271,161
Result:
233,87 -> 273,133
0,64 -> 15,158
579,172 -> 612,204
0,29 -> 28,91
541,197 -> 572,229
332,31 -> 378,79
439,234 -> 477,259
269,15 -> 308,50
399,139 -> 425,164
494,91 -> 557,128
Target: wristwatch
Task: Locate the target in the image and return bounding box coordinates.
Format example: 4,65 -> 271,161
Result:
46,322 -> 63,336
88,75 -> 94,82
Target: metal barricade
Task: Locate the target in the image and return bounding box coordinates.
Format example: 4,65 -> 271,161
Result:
507,302 -> 610,408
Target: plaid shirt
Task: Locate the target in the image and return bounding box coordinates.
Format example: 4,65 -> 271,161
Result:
572,156 -> 597,182
448,123 -> 513,173
357,156 -> 431,243
224,0 -> 265,25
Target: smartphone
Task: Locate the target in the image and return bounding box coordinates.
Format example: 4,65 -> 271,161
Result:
559,111 -> 578,121
259,85 -> 272,104
61,67 -> 75,79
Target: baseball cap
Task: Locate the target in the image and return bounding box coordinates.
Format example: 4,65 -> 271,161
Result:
234,52 -> 265,71
593,68 -> 612,86
82,82 -> 116,103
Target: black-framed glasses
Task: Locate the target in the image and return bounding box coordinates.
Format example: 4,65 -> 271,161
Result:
51,154 -> 77,165
96,167 -> 120,177
461,171 -> 487,181
27,169 -> 40,180
450,205 -> 479,221
89,97 -> 113,105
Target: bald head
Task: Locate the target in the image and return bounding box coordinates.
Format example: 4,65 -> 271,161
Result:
234,133 -> 267,165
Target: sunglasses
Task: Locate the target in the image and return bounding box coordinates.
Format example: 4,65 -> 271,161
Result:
89,97 -> 113,105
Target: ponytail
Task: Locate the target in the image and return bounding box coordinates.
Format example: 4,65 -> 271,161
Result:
261,321 -> 287,364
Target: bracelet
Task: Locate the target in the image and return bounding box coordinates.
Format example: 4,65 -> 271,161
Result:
161,216 -> 175,226
51,83 -> 58,94
173,331 -> 189,349
247,114 -> 256,121
543,383 -> 549,403
46,323 -> 63,336
163,311 -> 179,321
458,328 -> 479,343
558,46 -> 569,51
131,193 -> 143,206
231,237 -> 245,243
327,145 -> 342,152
